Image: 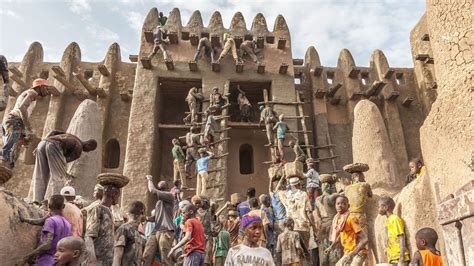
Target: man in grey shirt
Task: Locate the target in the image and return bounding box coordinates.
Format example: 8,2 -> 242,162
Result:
143,175 -> 175,266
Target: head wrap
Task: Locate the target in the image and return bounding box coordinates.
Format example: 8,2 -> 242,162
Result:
241,214 -> 262,229
94,184 -> 104,190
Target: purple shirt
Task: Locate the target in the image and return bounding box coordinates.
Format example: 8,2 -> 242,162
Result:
36,215 -> 72,266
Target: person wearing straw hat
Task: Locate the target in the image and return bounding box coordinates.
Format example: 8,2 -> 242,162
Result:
0,78 -> 49,168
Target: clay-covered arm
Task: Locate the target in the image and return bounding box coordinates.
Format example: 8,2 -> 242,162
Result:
410,251 -> 422,266
349,231 -> 368,256
216,202 -> 230,216
112,246 -> 124,266
25,232 -> 53,259
398,235 -> 406,263
17,91 -> 37,133
169,231 -> 192,257
146,175 -> 158,194
19,212 -> 47,226
274,174 -> 286,192
85,236 -> 97,262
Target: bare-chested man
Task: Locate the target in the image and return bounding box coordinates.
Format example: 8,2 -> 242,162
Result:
185,87 -> 204,124
258,104 -> 278,146
185,127 -> 201,178
239,40 -> 261,64
237,87 -> 252,122
209,87 -> 227,113
31,130 -> 97,203
1,78 -> 49,168
313,178 -> 343,266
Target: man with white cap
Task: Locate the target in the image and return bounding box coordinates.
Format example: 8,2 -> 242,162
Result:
0,78 -> 49,168
277,175 -> 317,264
60,186 -> 84,237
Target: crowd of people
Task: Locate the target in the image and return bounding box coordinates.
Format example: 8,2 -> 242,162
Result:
14,157 -> 441,266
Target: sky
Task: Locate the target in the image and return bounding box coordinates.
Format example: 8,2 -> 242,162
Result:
0,0 -> 425,67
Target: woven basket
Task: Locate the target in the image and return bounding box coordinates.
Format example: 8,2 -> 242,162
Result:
343,163 -> 369,173
97,173 -> 130,188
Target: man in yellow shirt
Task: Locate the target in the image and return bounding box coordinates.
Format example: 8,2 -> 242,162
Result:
325,195 -> 368,266
378,196 -> 410,265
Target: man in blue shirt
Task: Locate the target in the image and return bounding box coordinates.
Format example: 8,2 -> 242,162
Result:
273,114 -> 289,161
196,148 -> 214,195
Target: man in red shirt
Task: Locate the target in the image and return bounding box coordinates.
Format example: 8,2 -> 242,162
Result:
168,204 -> 205,265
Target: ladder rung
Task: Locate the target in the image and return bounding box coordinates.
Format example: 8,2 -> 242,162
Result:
317,155 -> 339,161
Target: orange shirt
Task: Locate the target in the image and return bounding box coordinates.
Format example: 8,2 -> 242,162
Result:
62,202 -> 83,237
419,250 -> 443,266
338,214 -> 368,254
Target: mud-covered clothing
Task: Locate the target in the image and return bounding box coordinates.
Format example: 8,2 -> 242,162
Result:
85,204 -> 114,265
114,222 -> 145,266
35,215 -> 72,266
276,230 -> 303,265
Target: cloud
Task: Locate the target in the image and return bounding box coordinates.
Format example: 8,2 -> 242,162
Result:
125,11 -> 145,32
86,25 -> 120,42
0,9 -> 21,19
69,0 -> 91,15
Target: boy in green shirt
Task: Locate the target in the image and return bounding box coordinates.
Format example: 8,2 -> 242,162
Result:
171,138 -> 187,188
213,216 -> 230,266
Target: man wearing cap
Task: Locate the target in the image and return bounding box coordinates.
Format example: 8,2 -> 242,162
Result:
225,214 -> 275,265
0,78 -> 49,168
278,176 -> 317,264
60,186 -> 84,237
196,148 -> 214,195
304,159 -> 321,210
30,130 -> 97,203
0,55 -> 10,111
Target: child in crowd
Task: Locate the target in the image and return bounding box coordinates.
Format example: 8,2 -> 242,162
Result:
113,201 -> 146,266
21,194 -> 72,265
276,217 -> 304,266
213,215 -> 230,266
169,204 -> 206,265
411,227 -> 443,266
54,236 -> 85,266
325,195 -> 368,266
225,214 -> 275,265
378,196 -> 410,265
224,210 -> 241,247
248,197 -> 269,247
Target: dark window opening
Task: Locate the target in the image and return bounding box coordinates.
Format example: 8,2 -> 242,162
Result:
326,71 -> 334,85
396,73 -> 405,85
40,70 -> 49,79
159,78 -> 202,124
84,70 -> 94,80
104,139 -> 120,168
228,81 -> 271,123
361,72 -> 369,86
239,144 -> 254,175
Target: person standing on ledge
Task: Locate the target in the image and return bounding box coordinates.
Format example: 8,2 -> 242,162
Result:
31,130 -> 97,203
0,78 -> 49,168
273,114 -> 289,161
